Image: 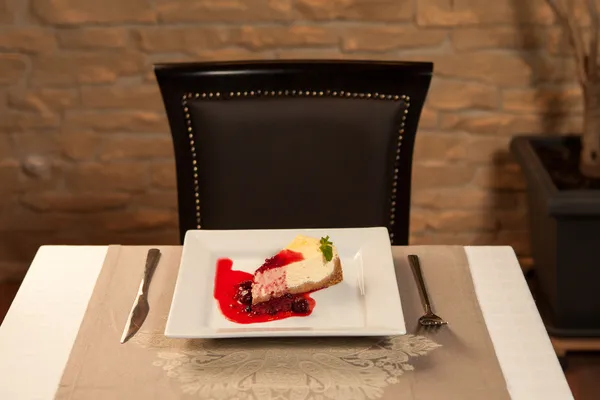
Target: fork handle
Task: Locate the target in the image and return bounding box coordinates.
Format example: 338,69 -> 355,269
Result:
408,254 -> 432,314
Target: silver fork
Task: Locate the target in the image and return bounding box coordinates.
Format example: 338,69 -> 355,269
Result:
408,254 -> 448,328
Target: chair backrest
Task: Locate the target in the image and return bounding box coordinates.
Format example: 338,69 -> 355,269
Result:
154,60 -> 433,245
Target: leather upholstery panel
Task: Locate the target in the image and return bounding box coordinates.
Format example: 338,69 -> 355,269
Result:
188,97 -> 406,230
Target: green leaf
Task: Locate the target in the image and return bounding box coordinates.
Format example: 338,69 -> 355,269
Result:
319,236 -> 333,262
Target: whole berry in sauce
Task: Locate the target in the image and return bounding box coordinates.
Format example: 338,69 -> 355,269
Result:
239,291 -> 252,305
291,298 -> 309,314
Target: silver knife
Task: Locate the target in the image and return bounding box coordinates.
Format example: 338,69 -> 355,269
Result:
120,248 -> 161,344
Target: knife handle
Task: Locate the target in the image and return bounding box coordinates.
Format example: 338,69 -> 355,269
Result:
142,248 -> 161,295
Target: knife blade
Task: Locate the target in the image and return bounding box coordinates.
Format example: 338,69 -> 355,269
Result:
120,248 -> 161,344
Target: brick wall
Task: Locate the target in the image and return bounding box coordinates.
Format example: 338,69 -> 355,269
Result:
0,0 -> 584,281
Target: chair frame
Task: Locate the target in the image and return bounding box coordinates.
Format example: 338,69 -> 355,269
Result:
154,60 -> 434,244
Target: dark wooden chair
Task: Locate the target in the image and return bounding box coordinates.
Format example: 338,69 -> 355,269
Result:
154,60 -> 433,245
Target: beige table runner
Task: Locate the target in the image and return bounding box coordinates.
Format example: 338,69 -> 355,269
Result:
55,245 -> 510,400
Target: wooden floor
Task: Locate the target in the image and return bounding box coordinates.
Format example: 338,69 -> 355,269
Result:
563,352 -> 600,400
0,282 -> 19,326
0,283 -> 599,398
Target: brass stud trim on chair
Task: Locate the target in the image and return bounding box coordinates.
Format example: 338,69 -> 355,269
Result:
181,91 -> 410,231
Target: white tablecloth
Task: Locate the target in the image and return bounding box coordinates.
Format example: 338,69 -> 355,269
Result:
0,245 -> 573,399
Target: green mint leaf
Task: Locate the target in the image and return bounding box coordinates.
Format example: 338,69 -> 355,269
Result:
319,236 -> 334,262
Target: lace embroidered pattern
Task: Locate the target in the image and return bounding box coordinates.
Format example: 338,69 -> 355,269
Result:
132,333 -> 441,400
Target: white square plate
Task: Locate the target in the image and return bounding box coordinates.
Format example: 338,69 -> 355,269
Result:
165,227 -> 406,338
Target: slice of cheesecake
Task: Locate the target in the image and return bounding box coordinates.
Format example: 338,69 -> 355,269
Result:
251,235 -> 343,305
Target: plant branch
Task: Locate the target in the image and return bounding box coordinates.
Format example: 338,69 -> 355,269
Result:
564,0 -> 588,81
546,0 -> 588,84
587,0 -> 600,78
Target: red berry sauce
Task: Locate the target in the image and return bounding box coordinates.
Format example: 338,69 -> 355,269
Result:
254,249 -> 304,274
214,257 -> 315,324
